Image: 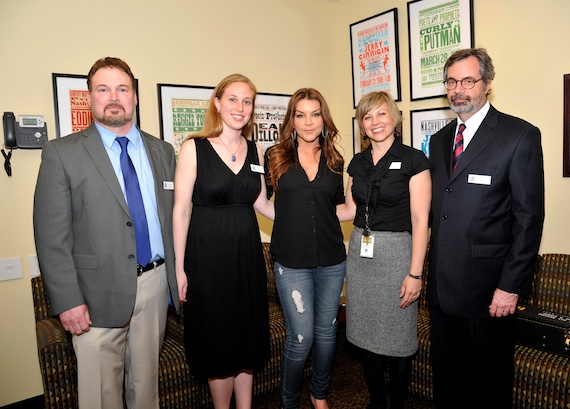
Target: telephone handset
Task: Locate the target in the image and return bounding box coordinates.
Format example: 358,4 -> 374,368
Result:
3,111 -> 48,149
3,112 -> 17,148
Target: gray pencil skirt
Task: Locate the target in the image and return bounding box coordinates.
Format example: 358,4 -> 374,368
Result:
346,226 -> 418,357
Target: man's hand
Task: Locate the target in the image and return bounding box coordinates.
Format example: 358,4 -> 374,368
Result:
59,304 -> 92,335
489,288 -> 518,318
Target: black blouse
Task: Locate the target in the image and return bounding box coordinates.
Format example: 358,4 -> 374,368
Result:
266,148 -> 347,269
347,137 -> 430,233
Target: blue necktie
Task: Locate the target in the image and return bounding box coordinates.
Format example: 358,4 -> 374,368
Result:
116,137 -> 152,267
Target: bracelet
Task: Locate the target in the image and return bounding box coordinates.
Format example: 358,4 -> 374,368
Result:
408,273 -> 422,280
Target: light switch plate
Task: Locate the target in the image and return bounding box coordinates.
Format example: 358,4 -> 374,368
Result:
0,257 -> 23,281
29,254 -> 40,277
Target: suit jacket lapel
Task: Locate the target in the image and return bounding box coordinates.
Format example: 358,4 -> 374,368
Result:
440,119 -> 456,178
451,105 -> 499,179
81,124 -> 130,216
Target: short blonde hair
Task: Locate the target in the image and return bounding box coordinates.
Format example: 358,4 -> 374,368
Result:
355,91 -> 402,139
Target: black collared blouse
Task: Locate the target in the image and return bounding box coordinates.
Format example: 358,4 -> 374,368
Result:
348,137 -> 430,233
266,149 -> 346,269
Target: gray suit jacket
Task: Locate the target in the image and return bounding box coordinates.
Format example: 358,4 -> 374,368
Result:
428,105 -> 545,318
33,123 -> 178,327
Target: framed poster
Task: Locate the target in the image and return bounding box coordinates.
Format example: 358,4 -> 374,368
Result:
407,0 -> 473,101
157,84 -> 214,156
350,8 -> 401,107
52,73 -> 140,138
353,117 -> 370,155
410,107 -> 455,158
253,93 -> 291,152
562,74 -> 570,177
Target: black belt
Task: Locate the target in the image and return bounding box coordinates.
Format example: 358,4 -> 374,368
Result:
137,259 -> 165,276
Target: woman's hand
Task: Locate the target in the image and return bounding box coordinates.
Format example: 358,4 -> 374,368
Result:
399,275 -> 422,308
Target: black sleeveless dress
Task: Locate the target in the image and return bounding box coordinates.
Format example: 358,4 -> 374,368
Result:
183,137 -> 269,379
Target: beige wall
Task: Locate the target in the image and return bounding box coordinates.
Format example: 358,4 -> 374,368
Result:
1,0 -> 568,405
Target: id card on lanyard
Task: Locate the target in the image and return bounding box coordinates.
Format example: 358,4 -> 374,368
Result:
360,157 -> 393,258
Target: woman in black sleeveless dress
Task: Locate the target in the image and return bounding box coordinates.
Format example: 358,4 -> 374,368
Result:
172,74 -> 274,409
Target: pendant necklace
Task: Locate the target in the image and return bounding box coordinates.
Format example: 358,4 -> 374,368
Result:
219,136 -> 242,162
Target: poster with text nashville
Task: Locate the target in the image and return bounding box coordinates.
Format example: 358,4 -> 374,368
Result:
351,9 -> 400,106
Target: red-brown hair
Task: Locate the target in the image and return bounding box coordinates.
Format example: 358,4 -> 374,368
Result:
267,88 -> 343,190
189,73 -> 257,139
87,57 -> 136,92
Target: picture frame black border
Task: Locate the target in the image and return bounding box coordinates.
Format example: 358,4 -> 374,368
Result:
253,92 -> 292,152
52,73 -> 140,138
562,74 -> 570,177
410,106 -> 455,158
157,83 -> 215,154
350,8 -> 401,108
406,0 -> 474,101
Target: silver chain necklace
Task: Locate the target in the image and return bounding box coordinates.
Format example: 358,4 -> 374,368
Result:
219,136 -> 242,162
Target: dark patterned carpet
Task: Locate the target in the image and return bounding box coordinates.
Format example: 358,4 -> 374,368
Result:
252,323 -> 435,409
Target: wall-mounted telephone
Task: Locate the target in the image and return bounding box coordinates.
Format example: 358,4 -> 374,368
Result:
3,111 -> 48,149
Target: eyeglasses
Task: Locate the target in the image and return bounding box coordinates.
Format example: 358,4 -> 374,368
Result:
443,77 -> 483,90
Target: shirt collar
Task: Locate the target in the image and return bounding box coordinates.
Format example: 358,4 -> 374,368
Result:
361,136 -> 404,163
95,122 -> 140,150
458,101 -> 490,133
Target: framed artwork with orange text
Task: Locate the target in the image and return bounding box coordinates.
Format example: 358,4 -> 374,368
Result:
350,8 -> 401,107
52,73 -> 140,138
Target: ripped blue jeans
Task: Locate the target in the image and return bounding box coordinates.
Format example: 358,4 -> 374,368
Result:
274,260 -> 346,408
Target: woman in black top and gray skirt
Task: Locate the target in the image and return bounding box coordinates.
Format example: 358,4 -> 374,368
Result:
265,88 -> 346,409
337,91 -> 431,409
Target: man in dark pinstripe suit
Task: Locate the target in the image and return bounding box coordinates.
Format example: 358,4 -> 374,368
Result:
428,48 -> 544,409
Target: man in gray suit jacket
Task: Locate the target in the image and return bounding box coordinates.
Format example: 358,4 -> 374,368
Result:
428,49 -> 544,409
33,57 -> 178,409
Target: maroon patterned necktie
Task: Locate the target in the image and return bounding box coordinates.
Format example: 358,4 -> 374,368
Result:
452,124 -> 465,172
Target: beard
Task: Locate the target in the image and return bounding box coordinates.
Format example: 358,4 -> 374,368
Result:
449,93 -> 486,115
95,104 -> 132,127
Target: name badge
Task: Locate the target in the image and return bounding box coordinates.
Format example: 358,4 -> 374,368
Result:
360,235 -> 374,258
468,174 -> 492,185
250,164 -> 264,174
163,181 -> 174,190
389,161 -> 402,169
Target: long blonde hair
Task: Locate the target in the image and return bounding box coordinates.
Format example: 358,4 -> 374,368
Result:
189,73 -> 257,139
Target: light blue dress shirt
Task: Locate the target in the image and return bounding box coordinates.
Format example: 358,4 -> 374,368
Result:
96,123 -> 165,262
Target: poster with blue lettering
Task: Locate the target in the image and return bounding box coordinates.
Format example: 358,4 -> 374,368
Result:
350,8 -> 401,108
407,0 -> 473,100
410,107 -> 455,158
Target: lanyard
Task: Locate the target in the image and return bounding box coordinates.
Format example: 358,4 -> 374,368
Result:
363,165 -> 383,237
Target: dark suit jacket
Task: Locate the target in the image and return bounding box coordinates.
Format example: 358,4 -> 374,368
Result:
33,124 -> 178,327
428,105 -> 544,318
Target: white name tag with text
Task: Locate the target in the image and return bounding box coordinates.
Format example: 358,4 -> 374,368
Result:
468,174 -> 492,185
360,235 -> 374,258
389,161 -> 402,169
163,181 -> 174,190
250,164 -> 264,174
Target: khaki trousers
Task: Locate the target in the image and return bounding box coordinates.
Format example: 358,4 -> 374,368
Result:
73,264 -> 168,409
